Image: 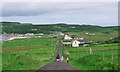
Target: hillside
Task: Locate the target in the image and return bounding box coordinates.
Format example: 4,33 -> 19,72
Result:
106,36 -> 120,43
1,22 -> 119,34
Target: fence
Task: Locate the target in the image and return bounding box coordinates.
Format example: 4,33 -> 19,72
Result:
7,39 -> 59,62
68,48 -> 119,52
68,52 -> 118,63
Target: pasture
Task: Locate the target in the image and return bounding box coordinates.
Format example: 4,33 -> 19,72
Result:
66,32 -> 118,42
2,36 -> 59,70
62,42 -> 119,70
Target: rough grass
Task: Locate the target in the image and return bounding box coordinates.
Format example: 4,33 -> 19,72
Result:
2,37 -> 59,70
66,32 -> 118,42
64,43 -> 119,52
62,43 -> 119,70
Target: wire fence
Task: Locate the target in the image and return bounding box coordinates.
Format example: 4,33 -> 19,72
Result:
7,39 -> 59,62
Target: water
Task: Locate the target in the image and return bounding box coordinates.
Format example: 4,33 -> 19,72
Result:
0,35 -> 10,40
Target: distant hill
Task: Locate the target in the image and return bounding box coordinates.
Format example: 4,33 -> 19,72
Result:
106,36 -> 120,43
1,22 -> 119,34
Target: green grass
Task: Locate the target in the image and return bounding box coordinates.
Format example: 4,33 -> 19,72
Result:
2,37 -> 58,49
69,49 -> 118,56
66,32 -> 118,42
64,43 -> 119,52
2,36 -> 59,70
62,43 -> 119,70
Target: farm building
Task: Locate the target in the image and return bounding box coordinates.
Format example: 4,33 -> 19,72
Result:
25,33 -> 34,36
64,35 -> 72,40
62,39 -> 88,47
60,32 -> 64,36
39,33 -> 44,35
63,41 -> 71,45
71,40 -> 80,47
83,44 -> 89,47
77,39 -> 88,44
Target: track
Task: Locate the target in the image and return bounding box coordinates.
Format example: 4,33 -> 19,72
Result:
36,35 -> 80,71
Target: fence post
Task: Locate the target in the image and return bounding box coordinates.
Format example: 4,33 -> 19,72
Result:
25,50 -> 29,56
97,53 -> 99,57
97,53 -> 100,59
90,48 -> 92,54
9,51 -> 10,60
112,53 -> 113,62
29,53 -> 31,57
54,47 -> 55,51
51,51 -> 54,57
18,51 -> 19,55
16,51 -> 20,58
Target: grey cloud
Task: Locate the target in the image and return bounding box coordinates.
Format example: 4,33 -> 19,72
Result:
2,2 -> 53,16
2,2 -> 117,17
1,2 -> 118,26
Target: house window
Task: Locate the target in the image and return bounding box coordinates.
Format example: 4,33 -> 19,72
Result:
75,42 -> 76,44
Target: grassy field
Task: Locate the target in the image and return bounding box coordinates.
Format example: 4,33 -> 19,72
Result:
2,36 -> 59,70
62,42 -> 119,70
66,32 -> 118,42
64,43 -> 119,52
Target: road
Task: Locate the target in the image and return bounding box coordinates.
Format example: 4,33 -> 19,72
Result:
36,35 -> 80,71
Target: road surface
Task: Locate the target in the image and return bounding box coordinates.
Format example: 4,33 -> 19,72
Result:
36,35 -> 80,71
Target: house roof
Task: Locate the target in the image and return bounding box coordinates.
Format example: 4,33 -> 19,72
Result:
63,41 -> 71,42
77,39 -> 88,43
63,41 -> 71,44
71,39 -> 88,43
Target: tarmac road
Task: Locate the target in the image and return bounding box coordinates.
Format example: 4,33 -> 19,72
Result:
36,35 -> 80,71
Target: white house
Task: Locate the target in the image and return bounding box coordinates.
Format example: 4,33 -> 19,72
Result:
17,34 -> 24,36
71,40 -> 80,47
60,32 -> 64,36
62,39 -> 88,47
64,35 -> 72,40
83,44 -> 89,47
39,33 -> 44,35
79,38 -> 84,40
25,33 -> 34,36
77,39 -> 88,44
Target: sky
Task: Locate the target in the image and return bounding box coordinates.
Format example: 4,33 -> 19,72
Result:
1,0 -> 119,27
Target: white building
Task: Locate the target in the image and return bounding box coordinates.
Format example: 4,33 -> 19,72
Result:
71,40 -> 80,47
39,33 -> 44,35
62,39 -> 88,47
64,35 -> 72,40
83,44 -> 89,47
60,32 -> 64,36
25,33 -> 34,36
63,41 -> 71,45
79,38 -> 84,40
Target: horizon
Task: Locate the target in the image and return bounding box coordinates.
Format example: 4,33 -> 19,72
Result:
1,21 -> 119,27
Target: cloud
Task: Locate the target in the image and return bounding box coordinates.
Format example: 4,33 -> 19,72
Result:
2,2 -> 118,26
2,0 -> 119,2
2,2 -> 117,17
2,2 -> 51,16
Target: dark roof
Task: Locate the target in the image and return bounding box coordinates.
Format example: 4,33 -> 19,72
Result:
63,39 -> 88,43
71,39 -> 88,43
77,39 -> 88,43
63,41 -> 71,42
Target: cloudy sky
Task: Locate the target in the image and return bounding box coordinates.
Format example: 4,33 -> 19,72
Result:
1,2 -> 118,26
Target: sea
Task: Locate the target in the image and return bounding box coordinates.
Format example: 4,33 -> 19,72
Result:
0,35 -> 15,40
